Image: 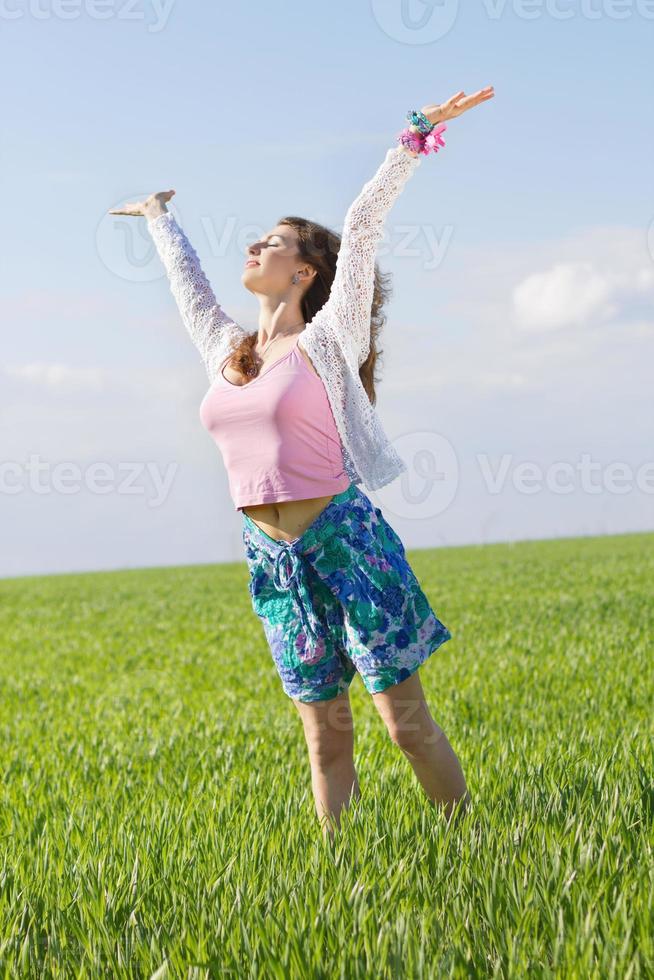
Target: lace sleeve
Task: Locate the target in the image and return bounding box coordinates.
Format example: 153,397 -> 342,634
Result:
146,211 -> 247,381
305,144 -> 422,368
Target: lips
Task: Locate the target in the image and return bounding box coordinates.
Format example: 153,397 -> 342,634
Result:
245,260 -> 260,267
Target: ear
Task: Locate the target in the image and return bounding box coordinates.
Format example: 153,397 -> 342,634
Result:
300,264 -> 319,286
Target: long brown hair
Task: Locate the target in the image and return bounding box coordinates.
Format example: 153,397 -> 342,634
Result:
224,216 -> 392,406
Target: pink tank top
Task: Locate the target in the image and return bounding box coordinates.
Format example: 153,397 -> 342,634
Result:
198,334 -> 351,510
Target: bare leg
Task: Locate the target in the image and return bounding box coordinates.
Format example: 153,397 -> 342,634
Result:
293,690 -> 360,840
371,671 -> 470,821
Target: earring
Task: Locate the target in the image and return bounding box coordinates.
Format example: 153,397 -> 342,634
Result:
291,273 -> 300,284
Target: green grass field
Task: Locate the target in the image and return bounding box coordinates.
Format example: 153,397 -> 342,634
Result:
0,531 -> 652,978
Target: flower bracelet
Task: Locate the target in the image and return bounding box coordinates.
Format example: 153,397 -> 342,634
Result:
396,108 -> 447,156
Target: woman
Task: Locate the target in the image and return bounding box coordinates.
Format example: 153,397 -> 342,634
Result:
110,87 -> 495,839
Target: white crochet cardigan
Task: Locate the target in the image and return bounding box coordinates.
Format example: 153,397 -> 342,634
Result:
146,143 -> 423,491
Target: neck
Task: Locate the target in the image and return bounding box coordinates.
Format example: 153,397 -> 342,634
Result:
256,298 -> 305,345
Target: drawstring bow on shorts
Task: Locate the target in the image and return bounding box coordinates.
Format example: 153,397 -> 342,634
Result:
271,542 -> 326,659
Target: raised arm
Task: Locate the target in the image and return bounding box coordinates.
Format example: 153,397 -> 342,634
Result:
305,89 -> 495,368
109,190 -> 246,382
146,211 -> 246,382
305,144 -> 422,368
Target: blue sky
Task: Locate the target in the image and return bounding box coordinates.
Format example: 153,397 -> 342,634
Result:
2,0 -> 653,577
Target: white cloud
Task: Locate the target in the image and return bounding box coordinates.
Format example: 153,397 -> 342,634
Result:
512,261 -> 617,331
383,226 -> 654,402
5,362 -> 108,391
511,258 -> 654,333
1,360 -> 196,402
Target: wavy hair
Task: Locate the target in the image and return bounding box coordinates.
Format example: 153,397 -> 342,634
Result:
225,216 -> 392,406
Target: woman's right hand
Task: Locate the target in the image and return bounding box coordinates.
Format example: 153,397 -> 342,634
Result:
108,189 -> 175,219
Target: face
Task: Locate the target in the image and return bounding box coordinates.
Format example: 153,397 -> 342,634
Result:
241,224 -> 315,295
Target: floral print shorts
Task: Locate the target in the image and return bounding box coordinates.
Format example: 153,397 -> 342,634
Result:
241,482 -> 452,703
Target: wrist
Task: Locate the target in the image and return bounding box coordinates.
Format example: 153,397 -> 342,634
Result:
420,105 -> 442,126
144,201 -> 168,220
398,123 -> 422,157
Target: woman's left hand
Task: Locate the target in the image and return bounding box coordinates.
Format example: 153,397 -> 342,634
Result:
420,86 -> 495,127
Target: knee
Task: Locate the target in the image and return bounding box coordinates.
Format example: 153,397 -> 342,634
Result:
387,720 -> 445,755
305,729 -> 354,770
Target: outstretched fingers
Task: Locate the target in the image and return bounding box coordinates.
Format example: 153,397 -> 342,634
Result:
108,188 -> 176,217
108,203 -> 143,215
452,85 -> 495,115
